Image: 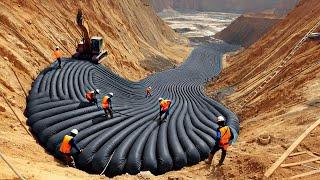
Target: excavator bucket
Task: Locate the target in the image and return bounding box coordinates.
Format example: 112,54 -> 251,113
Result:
93,50 -> 108,64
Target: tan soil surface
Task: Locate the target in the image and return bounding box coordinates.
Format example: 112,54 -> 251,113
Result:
206,0 -> 320,179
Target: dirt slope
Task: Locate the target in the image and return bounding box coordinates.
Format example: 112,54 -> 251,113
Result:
206,0 -> 320,178
215,14 -> 282,47
0,0 -> 190,179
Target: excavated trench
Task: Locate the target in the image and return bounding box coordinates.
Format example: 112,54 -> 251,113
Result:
26,43 -> 240,176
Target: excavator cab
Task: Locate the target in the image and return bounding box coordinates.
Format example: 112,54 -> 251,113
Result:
91,36 -> 108,63
73,9 -> 108,64
91,36 -> 103,53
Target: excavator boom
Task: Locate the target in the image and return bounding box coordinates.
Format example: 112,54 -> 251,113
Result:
76,9 -> 91,52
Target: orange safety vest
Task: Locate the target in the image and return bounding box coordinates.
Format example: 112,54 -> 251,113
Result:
218,126 -> 232,150
160,100 -> 171,111
53,50 -> 62,59
102,96 -> 110,109
86,91 -> 94,101
59,135 -> 73,154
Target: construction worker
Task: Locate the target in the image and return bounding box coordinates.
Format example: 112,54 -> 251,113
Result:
146,86 -> 152,97
159,98 -> 172,121
206,116 -> 234,167
102,93 -> 114,119
59,129 -> 83,167
53,46 -> 62,69
85,89 -> 100,105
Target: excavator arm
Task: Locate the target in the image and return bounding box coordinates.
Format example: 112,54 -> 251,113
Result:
74,9 -> 108,63
76,9 -> 91,52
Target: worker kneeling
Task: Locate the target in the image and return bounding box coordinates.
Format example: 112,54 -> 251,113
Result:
85,89 -> 99,105
59,129 -> 83,168
102,93 -> 114,119
206,116 -> 234,166
159,98 -> 172,121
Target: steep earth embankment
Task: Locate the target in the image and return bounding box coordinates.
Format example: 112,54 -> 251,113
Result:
0,0 -> 190,179
150,0 -> 298,14
206,0 -> 320,178
215,14 -> 282,47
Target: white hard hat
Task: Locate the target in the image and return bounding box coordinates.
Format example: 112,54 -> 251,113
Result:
159,97 -> 163,101
148,86 -> 152,89
108,92 -> 114,97
71,129 -> 78,135
56,46 -> 59,49
96,89 -> 100,94
217,116 -> 225,122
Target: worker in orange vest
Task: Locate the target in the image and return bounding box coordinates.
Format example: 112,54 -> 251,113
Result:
59,129 -> 83,167
206,116 -> 234,166
53,46 -> 63,69
159,98 -> 172,121
85,89 -> 100,105
102,93 -> 114,119
146,86 -> 152,97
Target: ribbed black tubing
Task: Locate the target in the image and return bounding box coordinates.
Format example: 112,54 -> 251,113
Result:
26,43 -> 240,176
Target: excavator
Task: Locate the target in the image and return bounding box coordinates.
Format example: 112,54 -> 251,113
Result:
73,9 -> 108,63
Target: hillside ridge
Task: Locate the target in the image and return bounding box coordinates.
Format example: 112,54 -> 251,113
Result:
215,14 -> 281,47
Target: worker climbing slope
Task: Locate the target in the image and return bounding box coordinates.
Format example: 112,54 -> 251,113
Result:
206,116 -> 234,167
159,98 -> 172,122
102,93 -> 114,119
53,46 -> 63,69
59,129 -> 83,167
